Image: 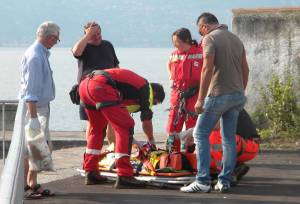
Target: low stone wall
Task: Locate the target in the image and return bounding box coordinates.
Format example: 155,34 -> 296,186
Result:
0,104 -> 18,131
232,7 -> 300,111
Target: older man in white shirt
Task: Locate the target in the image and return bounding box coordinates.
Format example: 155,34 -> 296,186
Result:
19,21 -> 60,199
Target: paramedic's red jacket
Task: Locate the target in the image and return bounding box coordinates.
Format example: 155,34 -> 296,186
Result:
79,68 -> 152,176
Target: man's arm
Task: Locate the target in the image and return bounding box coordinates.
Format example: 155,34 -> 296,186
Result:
194,52 -> 215,114
142,120 -> 155,143
71,35 -> 89,57
26,101 -> 41,130
241,50 -> 249,90
26,101 -> 37,118
71,25 -> 97,57
138,83 -> 155,143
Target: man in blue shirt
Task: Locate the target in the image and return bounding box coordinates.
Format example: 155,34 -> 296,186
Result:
19,21 -> 60,199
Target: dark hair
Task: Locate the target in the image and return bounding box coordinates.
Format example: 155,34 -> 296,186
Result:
196,12 -> 219,25
172,28 -> 197,46
151,83 -> 165,103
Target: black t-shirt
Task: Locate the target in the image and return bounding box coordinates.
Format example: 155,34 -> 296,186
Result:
76,40 -> 119,77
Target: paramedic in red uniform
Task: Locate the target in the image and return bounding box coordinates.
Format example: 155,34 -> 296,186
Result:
209,109 -> 260,184
166,28 -> 203,151
180,109 -> 260,184
79,68 -> 165,188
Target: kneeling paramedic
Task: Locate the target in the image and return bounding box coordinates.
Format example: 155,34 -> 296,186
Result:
79,68 -> 165,188
179,109 -> 260,185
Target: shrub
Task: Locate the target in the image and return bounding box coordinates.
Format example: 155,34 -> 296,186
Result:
254,73 -> 300,138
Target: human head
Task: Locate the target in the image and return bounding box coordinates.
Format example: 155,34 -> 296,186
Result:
36,21 -> 60,49
84,21 -> 102,45
172,28 -> 196,52
151,83 -> 165,105
196,12 -> 219,36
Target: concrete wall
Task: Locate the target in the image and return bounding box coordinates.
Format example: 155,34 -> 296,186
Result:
232,7 -> 300,111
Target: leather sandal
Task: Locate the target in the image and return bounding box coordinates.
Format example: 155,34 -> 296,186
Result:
24,185 -> 42,200
31,184 -> 55,197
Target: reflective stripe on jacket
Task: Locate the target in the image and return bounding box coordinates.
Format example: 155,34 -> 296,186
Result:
209,130 -> 259,170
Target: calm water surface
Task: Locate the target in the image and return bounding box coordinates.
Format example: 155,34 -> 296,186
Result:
0,47 -> 174,133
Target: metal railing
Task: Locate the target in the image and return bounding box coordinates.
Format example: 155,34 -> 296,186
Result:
0,100 -> 26,204
1,100 -> 19,164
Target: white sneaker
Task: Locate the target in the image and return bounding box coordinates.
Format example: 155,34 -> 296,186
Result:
180,181 -> 211,193
214,181 -> 230,193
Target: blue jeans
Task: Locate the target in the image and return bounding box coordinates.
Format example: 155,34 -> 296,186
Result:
193,91 -> 246,185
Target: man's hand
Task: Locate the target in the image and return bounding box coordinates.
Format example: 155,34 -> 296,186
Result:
85,22 -> 99,40
194,100 -> 205,114
28,118 -> 41,130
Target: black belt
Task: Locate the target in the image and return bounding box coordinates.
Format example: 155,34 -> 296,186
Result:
80,100 -> 120,111
88,70 -> 117,89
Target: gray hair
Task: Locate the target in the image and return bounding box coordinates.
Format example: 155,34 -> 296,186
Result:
36,21 -> 60,37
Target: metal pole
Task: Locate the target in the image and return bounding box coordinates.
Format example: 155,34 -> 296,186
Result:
2,103 -> 5,164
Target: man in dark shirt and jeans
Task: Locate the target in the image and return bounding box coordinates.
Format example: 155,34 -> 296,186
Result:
72,21 -> 119,141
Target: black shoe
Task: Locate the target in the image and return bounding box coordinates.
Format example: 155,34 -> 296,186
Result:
235,164 -> 250,181
231,164 -> 250,186
85,171 -> 108,185
114,176 -> 146,189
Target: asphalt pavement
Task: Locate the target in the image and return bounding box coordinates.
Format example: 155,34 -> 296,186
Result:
23,147 -> 300,204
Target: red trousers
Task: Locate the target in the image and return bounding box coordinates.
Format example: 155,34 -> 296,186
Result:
166,89 -> 198,134
209,130 -> 259,171
79,75 -> 135,176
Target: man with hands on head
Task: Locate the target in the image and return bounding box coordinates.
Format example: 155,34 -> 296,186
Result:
71,21 -> 119,142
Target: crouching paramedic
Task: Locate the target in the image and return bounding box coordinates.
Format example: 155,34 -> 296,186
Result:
209,109 -> 260,184
179,109 -> 260,183
79,68 -> 164,188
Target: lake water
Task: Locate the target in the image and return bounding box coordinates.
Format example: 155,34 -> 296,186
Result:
0,47 -> 173,133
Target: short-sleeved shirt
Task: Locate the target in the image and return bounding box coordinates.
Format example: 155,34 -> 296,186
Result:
202,25 -> 245,96
75,40 -> 119,77
75,40 -> 119,120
